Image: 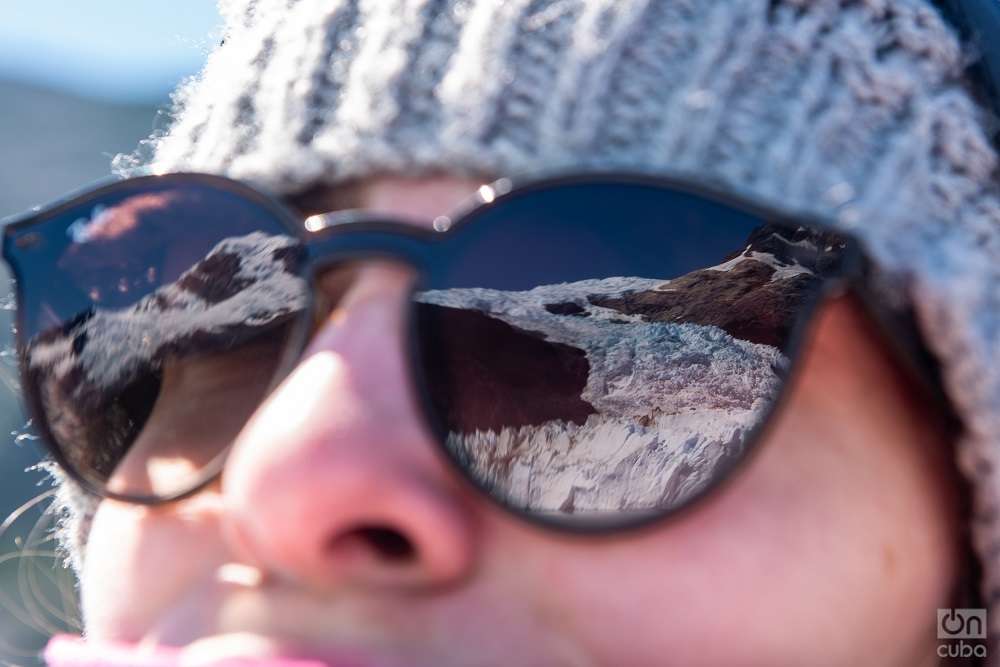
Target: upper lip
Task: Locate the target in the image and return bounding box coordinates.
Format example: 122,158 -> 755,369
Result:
70,565 -> 435,667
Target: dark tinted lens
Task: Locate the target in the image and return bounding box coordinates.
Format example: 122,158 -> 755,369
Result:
414,181 -> 848,526
6,178 -> 307,498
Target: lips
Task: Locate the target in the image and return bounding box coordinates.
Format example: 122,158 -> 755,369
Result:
44,634 -> 341,667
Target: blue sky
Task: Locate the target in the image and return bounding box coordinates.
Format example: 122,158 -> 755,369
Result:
0,1 -> 222,104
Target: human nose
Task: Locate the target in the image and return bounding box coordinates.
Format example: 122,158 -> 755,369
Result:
219,261 -> 478,591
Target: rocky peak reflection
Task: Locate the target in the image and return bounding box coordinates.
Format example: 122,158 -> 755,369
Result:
416,224 -> 847,518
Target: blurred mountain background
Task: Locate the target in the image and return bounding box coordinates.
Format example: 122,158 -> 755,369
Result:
0,3 -> 220,664
0,79 -> 162,666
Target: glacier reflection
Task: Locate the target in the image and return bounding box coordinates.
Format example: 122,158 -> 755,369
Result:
415,224 -> 842,516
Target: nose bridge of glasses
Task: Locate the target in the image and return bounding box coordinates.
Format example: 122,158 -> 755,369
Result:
302,213 -> 440,275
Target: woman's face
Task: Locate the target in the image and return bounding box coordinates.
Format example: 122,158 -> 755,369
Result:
79,177 -> 964,667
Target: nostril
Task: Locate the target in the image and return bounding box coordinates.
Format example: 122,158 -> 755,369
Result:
334,525 -> 416,562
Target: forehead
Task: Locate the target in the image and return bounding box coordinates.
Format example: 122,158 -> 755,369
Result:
288,175 -> 487,227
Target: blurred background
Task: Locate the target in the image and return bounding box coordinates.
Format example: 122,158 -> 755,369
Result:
0,2 -> 221,664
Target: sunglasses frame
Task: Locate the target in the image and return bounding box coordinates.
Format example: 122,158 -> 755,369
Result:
1,171 -> 958,534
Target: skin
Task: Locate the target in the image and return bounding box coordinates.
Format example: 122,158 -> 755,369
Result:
79,177 -> 966,667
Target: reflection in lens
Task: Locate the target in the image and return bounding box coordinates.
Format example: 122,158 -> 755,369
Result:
14,185 -> 308,497
417,223 -> 845,521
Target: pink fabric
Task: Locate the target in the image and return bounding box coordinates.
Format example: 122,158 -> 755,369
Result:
44,635 -> 331,667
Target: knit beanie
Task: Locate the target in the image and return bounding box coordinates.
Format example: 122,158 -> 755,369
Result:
44,0 -> 1000,654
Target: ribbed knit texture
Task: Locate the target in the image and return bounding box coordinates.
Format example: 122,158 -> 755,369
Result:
46,0 -> 1000,654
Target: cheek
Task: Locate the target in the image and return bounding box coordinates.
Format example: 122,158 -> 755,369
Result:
80,495 -> 231,642
508,401 -> 957,665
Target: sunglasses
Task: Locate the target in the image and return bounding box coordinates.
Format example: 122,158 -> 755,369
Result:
0,172 -> 951,531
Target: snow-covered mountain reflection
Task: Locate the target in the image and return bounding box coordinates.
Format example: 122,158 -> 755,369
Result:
26,232 -> 307,479
416,283 -> 785,516
415,225 -> 840,516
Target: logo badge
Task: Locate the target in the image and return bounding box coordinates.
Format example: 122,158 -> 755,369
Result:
938,609 -> 987,640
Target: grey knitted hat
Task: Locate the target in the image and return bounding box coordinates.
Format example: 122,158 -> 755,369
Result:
48,0 -> 1000,653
